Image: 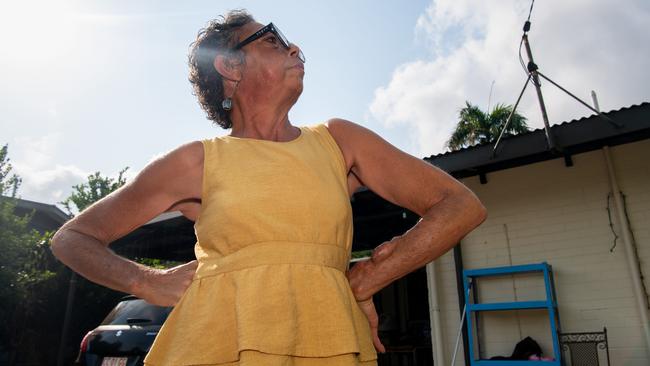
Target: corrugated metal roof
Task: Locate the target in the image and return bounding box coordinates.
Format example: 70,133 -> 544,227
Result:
428,102 -> 649,158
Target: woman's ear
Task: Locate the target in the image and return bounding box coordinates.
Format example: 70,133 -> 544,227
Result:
214,54 -> 242,82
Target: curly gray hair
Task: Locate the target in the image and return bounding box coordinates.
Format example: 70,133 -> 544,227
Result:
188,10 -> 254,129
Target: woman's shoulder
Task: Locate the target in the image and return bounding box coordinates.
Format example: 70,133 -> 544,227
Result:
138,141 -> 205,190
321,118 -> 371,156
322,118 -> 372,142
165,140 -> 204,168
303,120 -> 356,140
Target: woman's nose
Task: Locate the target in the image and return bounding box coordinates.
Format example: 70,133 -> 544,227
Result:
289,43 -> 306,63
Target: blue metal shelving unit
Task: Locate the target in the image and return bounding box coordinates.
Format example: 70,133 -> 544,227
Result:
462,262 -> 562,366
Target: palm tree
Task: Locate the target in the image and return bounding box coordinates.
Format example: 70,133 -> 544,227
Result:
447,101 -> 529,151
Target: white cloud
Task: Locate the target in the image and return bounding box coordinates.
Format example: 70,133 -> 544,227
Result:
7,133 -> 83,205
370,0 -> 650,157
13,163 -> 88,205
14,134 -> 63,168
7,131 -> 143,206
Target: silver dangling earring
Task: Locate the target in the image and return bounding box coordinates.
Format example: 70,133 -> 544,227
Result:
222,81 -> 239,111
222,98 -> 232,111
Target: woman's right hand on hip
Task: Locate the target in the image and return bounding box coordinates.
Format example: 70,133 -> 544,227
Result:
137,260 -> 198,307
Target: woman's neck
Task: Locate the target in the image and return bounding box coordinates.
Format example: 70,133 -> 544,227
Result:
229,98 -> 299,142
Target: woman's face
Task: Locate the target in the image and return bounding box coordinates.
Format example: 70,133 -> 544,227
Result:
236,22 -> 305,103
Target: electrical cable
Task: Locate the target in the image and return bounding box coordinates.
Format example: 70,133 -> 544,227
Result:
526,0 -> 535,22
518,0 -> 536,76
451,281 -> 473,366
518,38 -> 527,75
606,193 -> 619,252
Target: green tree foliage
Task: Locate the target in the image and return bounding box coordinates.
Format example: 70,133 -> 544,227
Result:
60,168 -> 128,216
0,144 -> 21,198
351,250 -> 372,259
447,101 -> 530,151
0,144 -> 58,364
0,146 -> 135,364
0,148 -> 180,364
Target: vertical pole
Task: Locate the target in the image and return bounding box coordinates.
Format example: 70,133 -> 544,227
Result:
397,280 -> 408,334
57,271 -> 77,366
453,246 -> 471,366
591,90 -> 601,112
522,34 -> 556,150
426,261 -> 446,366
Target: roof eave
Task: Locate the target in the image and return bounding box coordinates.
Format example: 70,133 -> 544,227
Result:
425,103 -> 650,178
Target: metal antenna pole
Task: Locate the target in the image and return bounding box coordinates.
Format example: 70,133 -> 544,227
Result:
522,31 -> 556,151
492,20 -> 559,158
492,13 -> 621,158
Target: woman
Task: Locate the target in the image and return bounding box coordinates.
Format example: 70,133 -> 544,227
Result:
51,10 -> 486,366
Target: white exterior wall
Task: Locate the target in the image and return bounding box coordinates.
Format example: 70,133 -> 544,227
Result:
431,139 -> 650,365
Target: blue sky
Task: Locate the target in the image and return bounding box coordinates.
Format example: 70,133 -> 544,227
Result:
1,0 -> 649,206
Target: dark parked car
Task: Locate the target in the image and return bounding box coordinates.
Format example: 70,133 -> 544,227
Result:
76,295 -> 172,366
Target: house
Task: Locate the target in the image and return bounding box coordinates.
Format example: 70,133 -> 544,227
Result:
425,102 -> 650,365
2,196 -> 70,233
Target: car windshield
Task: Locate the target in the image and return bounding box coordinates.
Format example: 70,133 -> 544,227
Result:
101,299 -> 172,326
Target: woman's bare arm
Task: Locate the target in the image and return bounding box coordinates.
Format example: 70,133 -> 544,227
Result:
50,141 -> 204,306
327,119 -> 487,301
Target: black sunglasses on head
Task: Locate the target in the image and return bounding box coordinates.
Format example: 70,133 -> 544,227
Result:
235,22 -> 306,63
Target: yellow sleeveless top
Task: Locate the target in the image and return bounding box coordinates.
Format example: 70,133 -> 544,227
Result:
143,124 -> 377,365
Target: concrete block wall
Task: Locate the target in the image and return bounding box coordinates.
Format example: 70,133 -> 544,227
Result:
431,139 -> 650,365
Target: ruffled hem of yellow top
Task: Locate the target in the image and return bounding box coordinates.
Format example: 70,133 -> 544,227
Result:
144,259 -> 376,365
